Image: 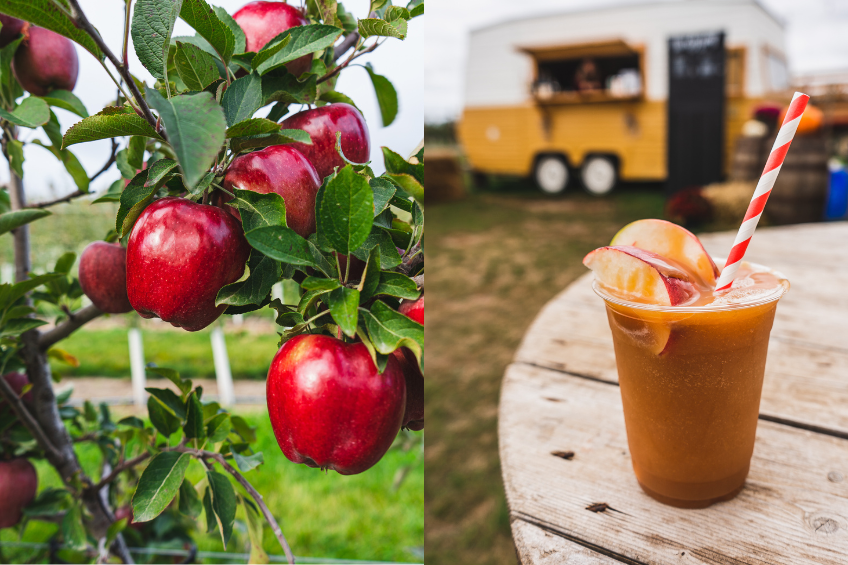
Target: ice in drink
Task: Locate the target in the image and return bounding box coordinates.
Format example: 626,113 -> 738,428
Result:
584,220 -> 788,508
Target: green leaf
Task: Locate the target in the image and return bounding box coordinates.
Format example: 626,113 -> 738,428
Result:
23,488 -> 70,516
216,251 -> 280,307
183,390 -> 205,439
358,245 -> 381,302
147,395 -> 181,437
39,90 -> 88,118
301,277 -> 340,291
243,497 -> 270,564
127,136 -> 147,171
255,25 -> 342,75
61,504 -> 87,551
146,387 -> 187,419
385,6 -> 411,20
0,274 -> 62,310
251,33 -> 292,71
0,209 -> 51,236
375,272 -> 419,299
229,129 -> 313,153
0,37 -> 22,107
0,97 -> 50,128
54,252 -> 76,274
409,0 -> 424,17
318,166 -> 374,255
370,177 -> 396,216
364,65 -> 398,126
115,160 -> 177,236
206,470 -> 237,548
262,73 -> 317,106
179,478 -> 202,518
131,0 -> 183,80
228,189 -> 286,231
0,1 -> 103,58
244,226 -> 316,267
145,89 -> 227,189
62,106 -> 163,149
0,318 -> 48,337
180,0 -> 236,64
230,415 -> 257,443
213,6 -> 245,55
225,117 -> 280,138
118,416 -> 145,429
386,173 -> 423,205
362,300 -> 423,362
6,139 -> 23,178
232,450 -> 264,473
106,516 -> 127,547
205,413 -> 230,443
358,18 -> 407,40
351,227 -> 402,269
382,146 -> 422,182
42,111 -> 63,148
326,286 -> 359,337
369,0 -> 391,14
133,452 -> 192,522
174,41 -> 220,91
318,90 -> 359,111
220,73 -> 264,126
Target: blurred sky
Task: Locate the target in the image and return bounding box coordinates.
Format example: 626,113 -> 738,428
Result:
424,0 -> 848,123
2,0 -> 422,202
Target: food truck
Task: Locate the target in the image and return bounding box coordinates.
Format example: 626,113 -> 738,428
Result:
457,0 -> 789,194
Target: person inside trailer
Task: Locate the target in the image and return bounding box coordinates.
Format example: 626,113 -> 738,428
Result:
575,57 -> 601,92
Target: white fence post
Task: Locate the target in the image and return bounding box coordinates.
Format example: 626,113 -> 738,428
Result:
128,328 -> 146,407
211,327 -> 234,406
1,263 -> 14,284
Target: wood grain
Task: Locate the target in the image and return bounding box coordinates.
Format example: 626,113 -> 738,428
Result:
511,519 -> 621,565
500,363 -> 848,565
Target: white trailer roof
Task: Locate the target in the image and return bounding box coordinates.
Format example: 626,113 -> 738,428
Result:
464,0 -> 785,107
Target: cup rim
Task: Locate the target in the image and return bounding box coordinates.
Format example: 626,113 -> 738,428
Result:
592,258 -> 790,313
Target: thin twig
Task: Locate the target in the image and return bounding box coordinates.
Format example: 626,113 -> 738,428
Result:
38,304 -> 103,351
94,451 -> 151,491
27,190 -> 84,209
333,32 -> 360,60
174,447 -> 295,565
397,242 -> 422,276
0,372 -> 63,462
65,0 -> 160,134
317,40 -> 380,85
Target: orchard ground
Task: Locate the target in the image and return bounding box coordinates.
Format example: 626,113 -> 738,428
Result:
425,177 -> 739,564
0,199 -> 423,563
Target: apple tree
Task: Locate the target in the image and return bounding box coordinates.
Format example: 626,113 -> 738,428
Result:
0,0 -> 423,562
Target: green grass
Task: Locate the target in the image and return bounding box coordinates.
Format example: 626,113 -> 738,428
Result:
0,412 -> 423,564
50,326 -> 282,380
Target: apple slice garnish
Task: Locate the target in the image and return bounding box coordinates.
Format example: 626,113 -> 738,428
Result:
608,311 -> 673,355
582,246 -> 696,306
611,219 -> 719,285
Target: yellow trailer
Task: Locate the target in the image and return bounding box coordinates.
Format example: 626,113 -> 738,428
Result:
457,0 -> 789,194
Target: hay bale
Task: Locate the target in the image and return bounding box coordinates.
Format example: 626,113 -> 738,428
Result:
425,147 -> 466,204
702,181 -> 756,224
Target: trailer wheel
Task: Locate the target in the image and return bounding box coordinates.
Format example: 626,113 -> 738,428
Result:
534,156 -> 570,194
581,156 -> 618,196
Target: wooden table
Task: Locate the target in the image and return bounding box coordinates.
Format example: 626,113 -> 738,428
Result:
499,223 -> 848,564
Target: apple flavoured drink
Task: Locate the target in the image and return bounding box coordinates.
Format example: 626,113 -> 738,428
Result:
583,220 -> 788,508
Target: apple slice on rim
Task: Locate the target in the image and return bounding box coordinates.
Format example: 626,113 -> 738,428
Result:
609,313 -> 673,356
611,219 -> 719,285
582,246 -> 696,306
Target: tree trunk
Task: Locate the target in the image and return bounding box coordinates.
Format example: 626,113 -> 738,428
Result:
7,162 -> 134,564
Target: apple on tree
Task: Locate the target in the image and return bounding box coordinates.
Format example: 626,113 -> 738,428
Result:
221,145 -> 321,238
393,348 -> 424,430
0,458 -> 37,528
233,1 -> 312,77
399,295 -> 424,325
12,25 -> 79,96
280,104 -> 371,181
0,15 -> 23,48
79,242 -> 133,314
126,198 -> 251,332
266,335 -> 407,475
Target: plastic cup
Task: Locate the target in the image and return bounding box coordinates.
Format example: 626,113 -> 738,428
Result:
594,262 -> 789,508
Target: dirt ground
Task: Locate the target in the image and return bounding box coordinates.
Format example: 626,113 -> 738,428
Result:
425,186 -> 666,564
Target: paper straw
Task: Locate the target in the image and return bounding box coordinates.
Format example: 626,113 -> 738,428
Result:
714,91 -> 810,291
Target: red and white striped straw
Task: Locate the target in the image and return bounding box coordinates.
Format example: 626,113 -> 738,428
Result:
714,91 -> 810,291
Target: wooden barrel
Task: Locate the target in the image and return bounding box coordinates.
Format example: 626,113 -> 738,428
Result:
425,147 -> 466,204
730,135 -> 767,182
764,133 -> 828,225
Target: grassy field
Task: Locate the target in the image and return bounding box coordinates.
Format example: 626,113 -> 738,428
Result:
0,411 -> 424,564
425,180 -> 671,564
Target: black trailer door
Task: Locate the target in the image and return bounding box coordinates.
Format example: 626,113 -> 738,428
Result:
666,31 -> 725,195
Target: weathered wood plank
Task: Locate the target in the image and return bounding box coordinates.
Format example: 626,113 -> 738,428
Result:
511,519 -> 620,565
500,363 -> 848,565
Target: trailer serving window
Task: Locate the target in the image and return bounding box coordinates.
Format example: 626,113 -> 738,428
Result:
519,40 -> 643,103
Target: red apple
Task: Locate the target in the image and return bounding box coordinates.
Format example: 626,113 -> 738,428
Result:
126,198 -> 251,332
221,145 -> 321,238
399,295 -> 424,325
279,104 -> 371,181
0,458 -> 37,528
336,253 -> 366,281
583,246 -> 697,306
0,15 -> 24,48
266,334 -> 406,475
392,348 -> 423,430
79,242 -> 132,314
233,1 -> 312,77
13,25 -> 79,96
0,372 -> 32,419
